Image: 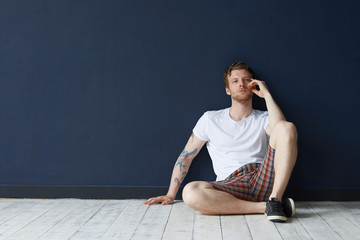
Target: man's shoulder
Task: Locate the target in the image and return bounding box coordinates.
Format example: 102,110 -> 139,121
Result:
203,108 -> 228,120
252,109 -> 268,118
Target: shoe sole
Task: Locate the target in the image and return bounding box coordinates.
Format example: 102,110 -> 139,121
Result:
265,214 -> 287,222
288,198 -> 296,217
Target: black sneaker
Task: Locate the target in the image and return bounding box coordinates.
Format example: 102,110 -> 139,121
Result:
282,197 -> 295,218
265,198 -> 287,222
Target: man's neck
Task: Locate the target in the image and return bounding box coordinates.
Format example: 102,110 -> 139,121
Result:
229,99 -> 253,121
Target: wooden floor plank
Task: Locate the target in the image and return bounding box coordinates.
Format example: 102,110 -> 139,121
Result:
101,200 -> 148,240
0,199 -> 38,225
162,201 -> 195,240
0,199 -> 61,240
38,200 -> 106,240
192,211 -> 222,240
70,200 -> 129,240
130,203 -> 172,240
331,201 -> 360,228
0,200 -> 15,212
309,201 -> 360,240
245,214 -> 282,240
295,202 -> 342,240
275,218 -> 312,240
220,215 -> 252,240
7,199 -> 83,240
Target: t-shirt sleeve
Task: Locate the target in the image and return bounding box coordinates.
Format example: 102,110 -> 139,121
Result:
261,111 -> 270,135
192,112 -> 209,141
264,112 -> 269,131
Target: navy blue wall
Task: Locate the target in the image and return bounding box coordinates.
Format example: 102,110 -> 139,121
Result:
0,1 -> 359,194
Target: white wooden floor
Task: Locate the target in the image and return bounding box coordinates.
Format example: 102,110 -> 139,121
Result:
0,199 -> 359,240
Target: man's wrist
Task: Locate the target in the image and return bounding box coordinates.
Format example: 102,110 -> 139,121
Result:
264,92 -> 273,101
166,192 -> 176,199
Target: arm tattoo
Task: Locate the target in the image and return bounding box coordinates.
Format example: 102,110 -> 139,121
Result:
174,172 -> 187,188
181,171 -> 187,182
174,178 -> 180,187
175,148 -> 197,172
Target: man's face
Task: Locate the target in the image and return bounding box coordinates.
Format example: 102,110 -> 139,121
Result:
225,69 -> 253,103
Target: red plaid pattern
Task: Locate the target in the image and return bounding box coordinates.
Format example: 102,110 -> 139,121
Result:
210,145 -> 275,202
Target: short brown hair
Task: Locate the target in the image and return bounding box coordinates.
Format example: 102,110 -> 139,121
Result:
224,62 -> 255,88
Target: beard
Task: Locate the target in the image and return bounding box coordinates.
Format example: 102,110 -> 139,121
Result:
231,91 -> 253,103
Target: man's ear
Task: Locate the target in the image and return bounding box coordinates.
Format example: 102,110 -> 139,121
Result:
225,87 -> 230,96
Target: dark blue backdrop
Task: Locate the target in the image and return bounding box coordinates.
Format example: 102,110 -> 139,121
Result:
0,1 -> 359,194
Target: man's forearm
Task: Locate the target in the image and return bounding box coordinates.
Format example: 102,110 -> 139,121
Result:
264,93 -> 286,132
166,147 -> 197,198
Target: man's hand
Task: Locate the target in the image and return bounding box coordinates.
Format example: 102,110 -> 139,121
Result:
143,195 -> 175,205
248,78 -> 286,135
248,79 -> 271,99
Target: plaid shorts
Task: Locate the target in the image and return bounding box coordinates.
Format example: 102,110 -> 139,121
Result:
210,145 -> 275,202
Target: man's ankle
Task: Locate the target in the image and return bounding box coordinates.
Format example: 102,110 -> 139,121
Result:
269,194 -> 282,202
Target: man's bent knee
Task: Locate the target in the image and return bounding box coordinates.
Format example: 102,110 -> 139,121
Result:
270,121 -> 298,147
274,121 -> 297,134
182,181 -> 213,209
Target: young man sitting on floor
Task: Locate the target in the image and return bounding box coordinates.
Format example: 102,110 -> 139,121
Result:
144,61 -> 298,222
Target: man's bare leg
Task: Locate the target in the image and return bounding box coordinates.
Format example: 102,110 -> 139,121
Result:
268,121 -> 298,201
182,181 -> 265,215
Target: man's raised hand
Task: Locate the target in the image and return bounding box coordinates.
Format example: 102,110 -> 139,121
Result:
248,79 -> 271,98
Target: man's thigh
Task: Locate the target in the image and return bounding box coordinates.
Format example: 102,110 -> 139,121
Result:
183,181 -> 214,193
250,145 -> 276,201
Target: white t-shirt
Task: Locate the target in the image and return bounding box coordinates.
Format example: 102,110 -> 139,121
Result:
193,108 -> 269,181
